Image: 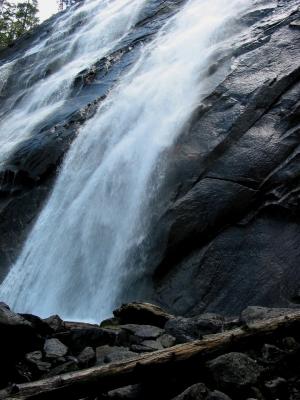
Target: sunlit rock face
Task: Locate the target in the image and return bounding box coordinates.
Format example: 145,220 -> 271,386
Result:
0,0 -> 299,320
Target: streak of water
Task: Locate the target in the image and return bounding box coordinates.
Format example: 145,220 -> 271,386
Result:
0,0 -> 251,321
0,0 -> 146,163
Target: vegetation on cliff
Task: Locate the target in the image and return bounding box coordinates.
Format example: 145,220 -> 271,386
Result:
0,0 -> 39,49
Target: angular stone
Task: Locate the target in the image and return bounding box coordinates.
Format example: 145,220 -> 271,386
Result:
130,344 -> 154,353
207,391 -> 232,400
135,339 -> 163,352
25,350 -> 43,363
0,303 -> 40,361
44,338 -> 68,359
77,346 -> 96,368
96,345 -> 138,366
158,333 -> 176,348
261,344 -> 286,363
207,353 -> 262,390
171,383 -> 208,400
120,324 -> 164,339
265,377 -> 288,398
113,302 -> 172,327
165,313 -> 224,343
64,321 -> 99,330
282,336 -> 300,351
100,317 -> 121,329
20,314 -> 53,336
0,303 -> 32,328
25,350 -> 52,373
240,306 -> 296,325
44,360 -> 79,378
43,315 -> 66,333
107,384 -> 142,399
54,326 -> 117,353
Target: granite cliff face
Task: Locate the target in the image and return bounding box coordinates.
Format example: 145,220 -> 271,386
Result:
153,0 -> 300,315
0,0 -> 300,318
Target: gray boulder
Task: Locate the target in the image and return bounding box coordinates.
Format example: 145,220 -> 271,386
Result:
206,391 -> 232,400
25,351 -> 51,373
96,345 -> 138,366
44,338 -> 68,359
44,359 -> 79,378
77,346 -> 96,368
107,384 -> 142,399
240,306 -> 297,325
165,314 -> 224,343
43,315 -> 66,333
207,353 -> 262,391
120,324 -> 164,340
171,383 -> 208,400
113,302 -> 172,327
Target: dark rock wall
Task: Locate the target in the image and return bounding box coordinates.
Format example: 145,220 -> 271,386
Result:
153,2 -> 300,315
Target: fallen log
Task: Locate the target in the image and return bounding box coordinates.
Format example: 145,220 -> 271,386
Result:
2,311 -> 300,400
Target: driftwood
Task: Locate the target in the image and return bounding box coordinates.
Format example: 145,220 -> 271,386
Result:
2,311 -> 300,400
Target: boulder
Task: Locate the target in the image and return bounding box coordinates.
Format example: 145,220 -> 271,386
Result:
44,338 -> 68,359
171,383 -> 208,400
264,377 -> 288,399
206,392 -> 232,400
0,303 -> 40,361
261,344 -> 286,363
43,315 -> 66,333
43,359 -> 79,378
0,303 -> 32,328
281,337 -> 300,351
240,307 -> 297,325
131,339 -> 163,353
54,327 -> 116,353
157,333 -> 176,348
25,351 -> 51,373
165,314 -> 224,343
96,345 -> 138,366
120,324 -> 164,340
100,317 -> 121,329
207,353 -> 262,391
113,302 -> 172,327
77,346 -> 96,368
64,321 -> 99,330
106,384 -> 142,399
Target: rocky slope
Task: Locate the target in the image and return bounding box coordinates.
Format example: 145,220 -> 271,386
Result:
0,1 -> 300,315
1,302 -> 300,400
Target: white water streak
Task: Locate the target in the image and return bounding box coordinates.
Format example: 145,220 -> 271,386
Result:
0,0 -> 145,162
0,0 -> 250,321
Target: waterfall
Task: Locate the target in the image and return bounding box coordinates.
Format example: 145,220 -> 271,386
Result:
0,0 -> 250,321
0,0 -> 146,163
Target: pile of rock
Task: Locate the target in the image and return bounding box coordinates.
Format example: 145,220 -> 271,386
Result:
0,302 -> 300,400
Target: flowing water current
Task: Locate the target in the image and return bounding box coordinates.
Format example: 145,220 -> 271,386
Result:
0,0 -> 251,321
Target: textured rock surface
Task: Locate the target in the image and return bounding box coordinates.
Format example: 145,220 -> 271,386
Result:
152,0 -> 300,316
113,302 -> 171,327
43,338 -> 68,359
165,313 -> 224,343
207,353 -> 262,390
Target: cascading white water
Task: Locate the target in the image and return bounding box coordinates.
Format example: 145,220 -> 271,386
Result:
0,0 -> 146,163
0,0 -> 251,321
